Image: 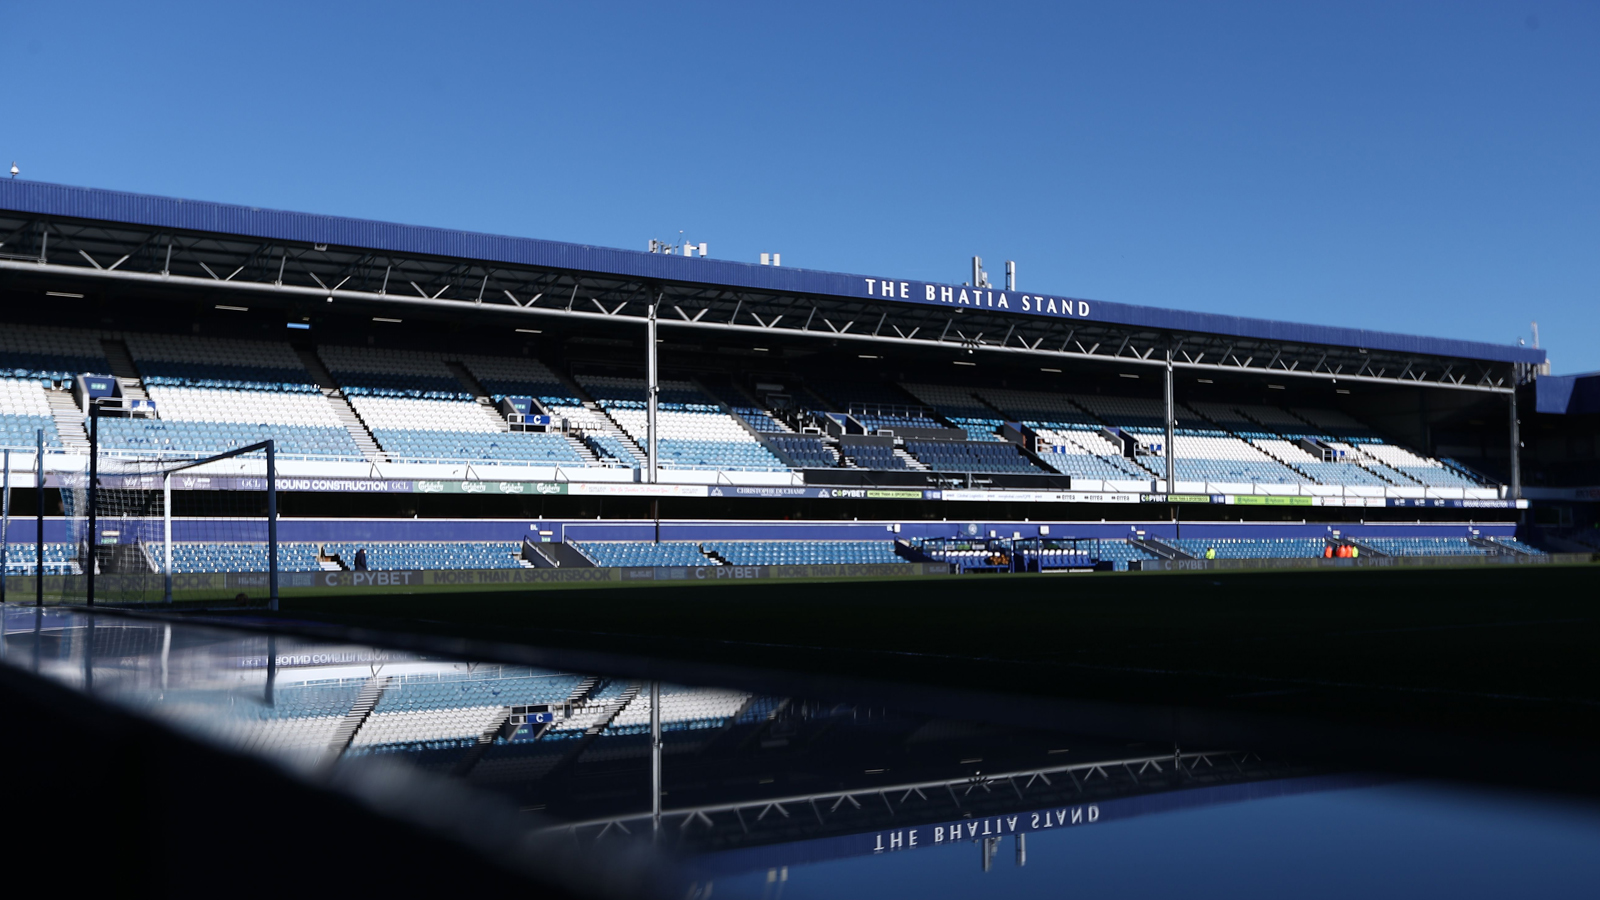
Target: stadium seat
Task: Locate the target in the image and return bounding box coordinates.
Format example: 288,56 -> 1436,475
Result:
570,541 -> 716,567
702,541 -> 902,565
578,375 -> 784,472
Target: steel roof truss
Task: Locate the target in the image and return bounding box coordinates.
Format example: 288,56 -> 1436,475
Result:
0,208 -> 1522,392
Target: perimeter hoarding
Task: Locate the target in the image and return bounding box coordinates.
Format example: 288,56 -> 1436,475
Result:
31,473 -> 1526,508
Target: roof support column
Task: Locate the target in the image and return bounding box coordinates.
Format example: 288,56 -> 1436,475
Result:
1164,346 -> 1176,494
1508,372 -> 1520,501
646,298 -> 659,484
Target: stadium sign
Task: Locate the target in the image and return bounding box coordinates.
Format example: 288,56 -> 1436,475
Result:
1385,497 -> 1525,509
941,490 -> 1141,504
860,279 -> 1093,322
1230,495 -> 1313,507
682,773 -> 1376,879
876,804 -> 1101,853
414,480 -> 568,495
237,648 -> 408,669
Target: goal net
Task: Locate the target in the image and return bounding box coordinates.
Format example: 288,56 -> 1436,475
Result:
57,438 -> 279,607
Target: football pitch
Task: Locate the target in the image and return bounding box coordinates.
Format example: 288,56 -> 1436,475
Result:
276,562 -> 1600,753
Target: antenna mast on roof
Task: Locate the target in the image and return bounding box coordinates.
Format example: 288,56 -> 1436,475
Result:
648,232 -> 707,258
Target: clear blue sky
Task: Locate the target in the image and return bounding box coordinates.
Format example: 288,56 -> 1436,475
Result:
4,2 -> 1595,371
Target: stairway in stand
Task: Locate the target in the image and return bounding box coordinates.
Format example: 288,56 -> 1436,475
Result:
893,448 -> 929,470
584,682 -> 642,736
293,346 -> 386,463
43,388 -> 89,451
99,339 -> 151,406
560,432 -> 603,465
444,361 -> 512,432
327,675 -> 391,760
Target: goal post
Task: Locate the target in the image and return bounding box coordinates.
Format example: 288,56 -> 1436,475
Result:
70,401 -> 279,609
152,439 -> 279,609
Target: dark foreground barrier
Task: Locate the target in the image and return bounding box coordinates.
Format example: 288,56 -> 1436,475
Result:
0,662 -> 590,897
1130,552 -> 1594,572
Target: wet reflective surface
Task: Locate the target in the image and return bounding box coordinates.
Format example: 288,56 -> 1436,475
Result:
4,605 -> 1598,899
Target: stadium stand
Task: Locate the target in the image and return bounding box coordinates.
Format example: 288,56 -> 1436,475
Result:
765,434 -> 839,468
0,542 -> 79,575
1016,546 -> 1095,569
320,345 -> 469,400
1094,541 -> 1161,571
1072,394 -> 1172,430
1169,538 -> 1328,559
905,439 -> 1044,474
1358,537 -> 1502,557
702,541 -> 902,565
156,542 -> 322,574
1167,432 -> 1309,485
974,387 -> 1152,480
728,406 -> 789,433
1486,537 -> 1543,554
104,531 -> 1541,576
191,668 -> 530,768
697,375 -> 794,434
0,320 -> 1503,491
373,669 -> 581,714
604,684 -> 751,735
108,332 -> 362,458
913,536 -> 1164,572
1054,395 -> 1310,485
805,378 -> 944,433
1030,435 -> 1150,479
578,428 -> 645,467
1188,402 -> 1393,487
578,375 -> 784,471
1279,406 -> 1478,488
95,417 -> 357,458
978,388 -> 1101,428
1354,442 -> 1483,489
900,383 -> 1006,441
461,354 -> 583,408
0,325 -> 110,384
0,377 -> 64,449
570,541 -> 717,567
125,332 -> 315,392
837,439 -> 908,470
196,690 -> 353,760
143,541 -> 526,573
320,541 -> 526,570
465,368 -> 647,469
319,345 -> 596,465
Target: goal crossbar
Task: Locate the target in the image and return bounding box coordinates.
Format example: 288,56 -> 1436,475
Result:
156,440 -> 279,608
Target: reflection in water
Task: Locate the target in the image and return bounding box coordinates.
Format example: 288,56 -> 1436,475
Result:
5,607 -> 1598,899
